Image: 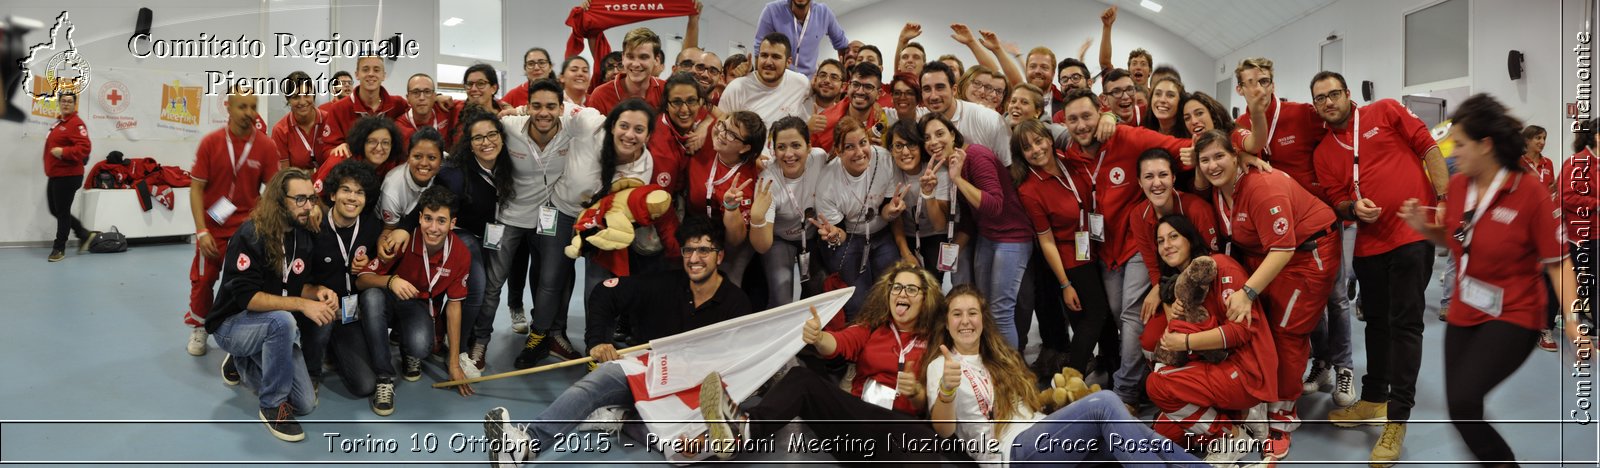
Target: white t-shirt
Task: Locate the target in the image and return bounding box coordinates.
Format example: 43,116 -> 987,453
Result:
758,149 -> 832,242
885,100 -> 1012,167
499,107 -> 604,227
378,165 -> 432,226
816,146 -> 897,235
893,162 -> 951,238
925,354 -> 1045,463
718,70 -> 815,125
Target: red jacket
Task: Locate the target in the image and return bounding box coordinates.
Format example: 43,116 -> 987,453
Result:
824,323 -> 928,417
43,113 -> 92,177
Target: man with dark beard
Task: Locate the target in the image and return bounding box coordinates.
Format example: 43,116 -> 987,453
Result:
210,168 -> 330,443
812,62 -> 885,153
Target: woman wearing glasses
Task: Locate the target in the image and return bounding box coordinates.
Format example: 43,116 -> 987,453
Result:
749,116 -> 830,306
1398,94 -> 1584,465
816,116 -> 909,318
680,83 -> 767,290
886,119 -> 951,280
885,73 -> 920,129
448,64 -> 514,128
957,65 -> 1008,113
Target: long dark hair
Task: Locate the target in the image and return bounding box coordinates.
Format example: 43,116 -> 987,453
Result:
1141,75 -> 1189,138
452,107 -> 516,205
1449,94 -> 1526,172
1183,92 -> 1234,134
1009,119 -> 1052,186
590,98 -> 658,207
1154,213 -> 1213,279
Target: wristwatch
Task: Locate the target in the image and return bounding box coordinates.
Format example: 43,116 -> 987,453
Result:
1241,285 -> 1260,302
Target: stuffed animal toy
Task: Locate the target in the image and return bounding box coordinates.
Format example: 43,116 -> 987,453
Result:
1037,366 -> 1101,414
1152,256 -> 1229,367
565,178 -> 679,276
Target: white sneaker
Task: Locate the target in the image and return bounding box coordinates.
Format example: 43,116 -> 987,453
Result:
187,327 -> 208,356
1302,361 -> 1330,395
1244,403 -> 1269,440
458,353 -> 483,379
575,405 -> 628,434
484,407 -> 534,467
1332,367 -> 1357,407
1202,426 -> 1249,466
509,308 -> 529,334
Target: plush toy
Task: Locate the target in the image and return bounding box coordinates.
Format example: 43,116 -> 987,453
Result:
565,178 -> 679,276
1153,256 -> 1229,367
1037,366 -> 1102,414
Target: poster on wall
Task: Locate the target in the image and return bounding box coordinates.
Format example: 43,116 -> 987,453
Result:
24,67 -> 213,142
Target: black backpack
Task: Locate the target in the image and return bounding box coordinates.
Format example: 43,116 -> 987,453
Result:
88,227 -> 128,253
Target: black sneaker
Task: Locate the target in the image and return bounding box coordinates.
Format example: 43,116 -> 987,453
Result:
259,402 -> 305,442
78,231 -> 100,254
485,407 -> 535,467
548,332 -> 582,361
402,356 -> 422,382
371,377 -> 395,416
221,354 -> 241,386
699,372 -> 748,460
513,331 -> 552,369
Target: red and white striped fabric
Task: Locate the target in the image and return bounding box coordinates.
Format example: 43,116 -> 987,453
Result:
612,288 -> 853,464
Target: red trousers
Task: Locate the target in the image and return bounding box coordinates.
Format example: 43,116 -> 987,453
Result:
1250,236 -> 1339,432
184,238 -> 227,328
1148,359 -> 1259,447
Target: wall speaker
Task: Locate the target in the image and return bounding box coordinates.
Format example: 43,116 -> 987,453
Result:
1508,50 -> 1525,80
134,8 -> 152,38
1361,81 -> 1374,102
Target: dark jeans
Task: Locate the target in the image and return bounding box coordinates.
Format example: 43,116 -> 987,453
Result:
1445,321 -> 1537,464
359,288 -> 436,378
506,237 -> 535,310
295,315 -> 378,396
745,367 -> 944,463
47,175 -> 89,251
828,232 -> 900,319
1019,250 -> 1072,354
1065,262 -> 1118,374
1351,240 -> 1433,421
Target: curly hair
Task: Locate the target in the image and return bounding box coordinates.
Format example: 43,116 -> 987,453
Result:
321,158 -> 380,214
854,261 -> 945,335
347,115 -> 406,169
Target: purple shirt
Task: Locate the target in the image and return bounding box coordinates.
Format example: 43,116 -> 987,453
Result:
959,144 -> 1034,243
754,0 -> 849,77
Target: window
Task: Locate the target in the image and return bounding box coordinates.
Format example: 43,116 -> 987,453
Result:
439,0 -> 501,61
1404,0 -> 1469,87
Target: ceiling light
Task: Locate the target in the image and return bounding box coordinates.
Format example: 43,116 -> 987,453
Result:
1140,0 -> 1163,13
442,17 -> 464,27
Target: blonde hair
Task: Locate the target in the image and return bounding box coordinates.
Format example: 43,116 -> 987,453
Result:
918,285 -> 1041,435
1233,57 -> 1274,83
1027,46 -> 1057,68
622,27 -> 661,58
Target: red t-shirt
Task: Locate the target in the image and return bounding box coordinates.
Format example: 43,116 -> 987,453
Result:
1522,156 -> 1555,193
1313,99 -> 1438,257
1200,253 -> 1279,404
1443,172 -> 1566,331
813,100 -> 885,154
394,105 -> 458,151
362,231 -> 471,305
191,128 -> 282,238
646,112 -> 711,195
1018,159 -> 1096,271
270,111 -> 332,171
1059,126 -> 1192,268
1236,98 -> 1324,195
502,82 -> 531,108
1213,168 -> 1336,258
320,89 -> 410,148
1560,149 -> 1598,242
824,324 -> 928,417
43,113 -> 91,178
586,76 -> 664,116
1131,192 -> 1221,286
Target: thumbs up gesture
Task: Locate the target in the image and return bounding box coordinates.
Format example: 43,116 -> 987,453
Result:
938,345 -> 961,399
802,305 -> 822,344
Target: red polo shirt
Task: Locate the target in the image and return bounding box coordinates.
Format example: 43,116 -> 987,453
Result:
1443,172 -> 1566,331
1560,149 -> 1598,242
1018,159 -> 1096,271
1131,192 -> 1221,286
502,82 -> 531,108
271,110 -> 331,170
320,89 -> 409,148
1313,99 -> 1438,257
42,113 -> 91,178
650,111 -> 721,199
1522,156 -> 1555,193
395,104 -> 458,151
192,127 -> 281,238
1213,169 -> 1336,258
1059,126 -> 1191,269
587,76 -> 665,116
1235,98 -> 1324,195
362,231 -> 471,305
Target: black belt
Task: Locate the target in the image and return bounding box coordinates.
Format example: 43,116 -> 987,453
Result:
1297,224 -> 1338,252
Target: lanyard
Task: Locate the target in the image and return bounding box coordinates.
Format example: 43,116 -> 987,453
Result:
889,324 -> 920,370
226,132 -> 256,175
292,119 -> 319,160
778,172 -> 810,248
1262,98 -> 1283,157
1214,171 -> 1246,256
1329,108 -> 1362,199
280,235 -> 298,295
328,211 -> 360,291
959,356 -> 994,417
415,232 -> 453,317
706,157 -> 745,217
1458,169 -> 1509,277
791,12 -> 811,55
947,157 -> 960,238
1083,146 -> 1108,212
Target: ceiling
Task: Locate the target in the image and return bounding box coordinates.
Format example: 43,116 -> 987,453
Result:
700,0 -> 1338,59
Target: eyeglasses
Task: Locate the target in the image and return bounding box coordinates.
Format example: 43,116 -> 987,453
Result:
694,64 -> 722,75
667,98 -> 702,109
681,246 -> 721,258
890,141 -> 918,152
891,89 -> 917,99
678,60 -> 697,69
285,195 -> 315,207
1245,77 -> 1273,88
970,82 -> 1003,97
715,122 -> 745,142
1312,89 -> 1347,105
1106,86 -> 1136,98
889,283 -> 924,297
1059,73 -> 1086,86
465,80 -> 494,89
365,140 -> 392,148
526,60 -> 551,68
847,81 -> 878,92
470,131 -> 502,144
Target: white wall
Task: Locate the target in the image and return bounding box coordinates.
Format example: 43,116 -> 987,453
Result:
834,0 -> 1216,94
1215,0 -> 1576,165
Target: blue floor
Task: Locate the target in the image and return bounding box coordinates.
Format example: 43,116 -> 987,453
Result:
0,243 -> 1594,466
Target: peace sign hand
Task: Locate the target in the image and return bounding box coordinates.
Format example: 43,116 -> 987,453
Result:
750,179 -> 776,227
721,173 -> 751,212
920,157 -> 945,196
882,183 -> 910,220
810,214 -> 844,245
946,147 -> 967,182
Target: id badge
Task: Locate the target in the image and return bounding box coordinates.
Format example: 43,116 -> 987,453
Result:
861,378 -> 898,410
1087,213 -> 1106,242
207,197 -> 238,224
483,223 -> 505,250
537,205 -> 559,236
339,294 -> 360,324
938,242 -> 960,272
1074,231 -> 1093,261
798,251 -> 812,283
1459,275 -> 1505,317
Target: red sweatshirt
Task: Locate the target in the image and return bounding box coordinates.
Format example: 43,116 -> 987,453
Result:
43,113 -> 91,177
824,323 -> 928,417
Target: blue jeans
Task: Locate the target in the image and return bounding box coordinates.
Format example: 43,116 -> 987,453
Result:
762,237 -> 825,307
524,361 -> 635,450
1104,254 -> 1151,404
486,216 -> 577,335
1011,391 -> 1206,466
212,310 -> 316,413
359,288 -> 435,378
452,229 -> 487,347
829,232 -> 902,319
974,237 -> 1032,347
1311,223 -> 1356,369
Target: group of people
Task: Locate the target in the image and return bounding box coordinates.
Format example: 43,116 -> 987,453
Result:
28,0 -> 1583,465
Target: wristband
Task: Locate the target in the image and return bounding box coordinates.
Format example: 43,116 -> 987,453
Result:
939,383 -> 957,397
1060,281 -> 1072,290
1241,285 -> 1260,302
196,230 -> 211,238
920,190 -> 936,200
386,275 -> 396,290
1185,334 -> 1192,352
722,200 -> 740,211
749,220 -> 771,229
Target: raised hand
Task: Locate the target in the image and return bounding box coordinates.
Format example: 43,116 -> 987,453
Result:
882,183 -> 910,220
721,173 -> 751,212
810,214 -> 844,245
802,305 -> 822,344
900,23 -> 922,43
896,370 -> 922,397
950,24 -> 975,46
946,147 -> 967,181
750,179 -> 775,227
938,345 -> 961,396
1101,6 -> 1117,26
978,30 -> 1001,51
920,157 -> 945,196
808,114 -> 828,134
